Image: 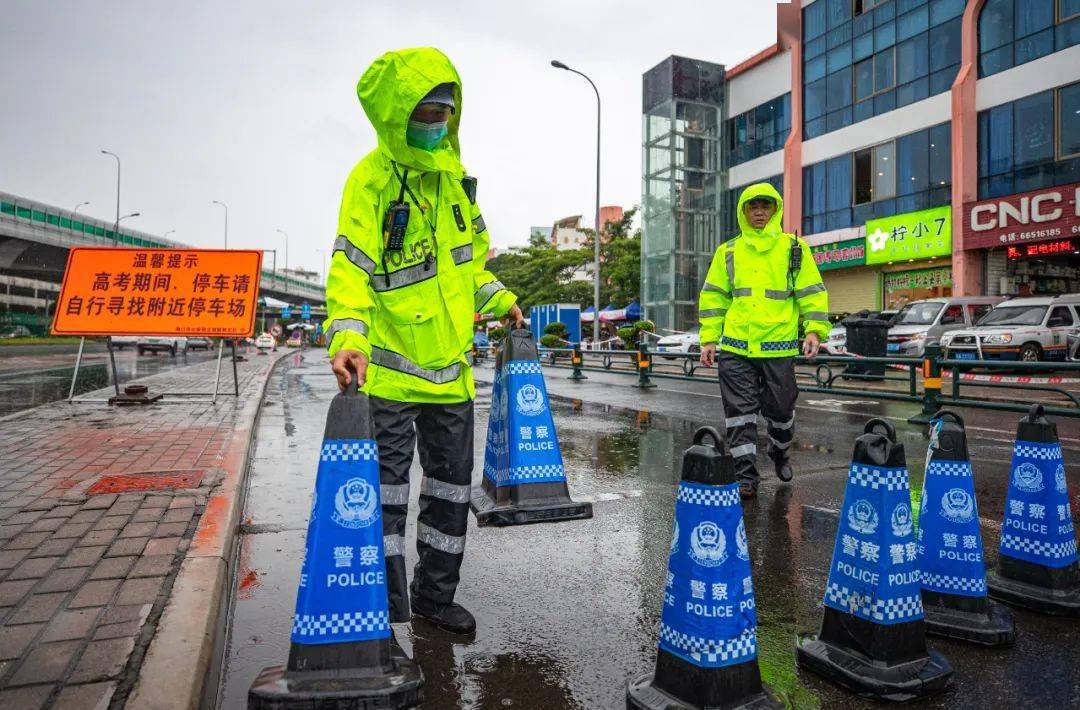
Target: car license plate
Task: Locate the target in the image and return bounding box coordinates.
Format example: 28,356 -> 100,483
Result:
887,343 -> 900,353
953,351 -> 976,360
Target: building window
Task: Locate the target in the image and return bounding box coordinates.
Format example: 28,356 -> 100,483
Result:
726,94 -> 790,167
854,141 -> 897,204
978,82 -> 1080,198
979,0 -> 1079,77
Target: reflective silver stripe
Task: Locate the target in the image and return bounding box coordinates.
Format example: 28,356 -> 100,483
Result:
420,476 -> 472,504
472,214 -> 487,234
699,308 -> 726,319
451,244 -> 473,264
370,346 -> 462,384
795,282 -> 826,299
380,484 -> 409,506
765,415 -> 795,431
725,414 -> 757,428
702,282 -> 726,293
326,318 -> 368,345
730,443 -> 757,458
475,280 -> 505,310
465,352 -> 475,367
725,249 -> 735,284
765,289 -> 792,300
383,534 -> 405,557
333,235 -> 377,276
372,261 -> 437,292
732,288 -> 752,297
768,436 -> 793,451
417,522 -> 466,554
802,311 -> 829,322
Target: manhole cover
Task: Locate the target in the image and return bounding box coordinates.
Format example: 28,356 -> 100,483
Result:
87,470 -> 205,494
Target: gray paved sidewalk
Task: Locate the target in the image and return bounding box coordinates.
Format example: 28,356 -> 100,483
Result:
0,348 -> 291,709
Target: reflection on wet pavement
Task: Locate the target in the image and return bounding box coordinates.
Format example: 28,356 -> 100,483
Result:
218,350 -> 1080,709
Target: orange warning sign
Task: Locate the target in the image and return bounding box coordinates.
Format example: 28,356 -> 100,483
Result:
51,248 -> 263,337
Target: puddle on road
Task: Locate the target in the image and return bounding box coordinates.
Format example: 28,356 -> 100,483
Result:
217,353 -> 1080,710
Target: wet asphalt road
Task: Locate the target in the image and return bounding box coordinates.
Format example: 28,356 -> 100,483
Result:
0,342 -> 226,417
218,349 -> 1080,709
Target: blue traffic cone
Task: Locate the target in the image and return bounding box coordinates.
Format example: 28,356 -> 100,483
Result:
987,404 -> 1080,615
796,419 -> 952,702
627,427 -> 781,710
471,328 -> 592,526
248,379 -> 423,709
917,411 -> 1014,646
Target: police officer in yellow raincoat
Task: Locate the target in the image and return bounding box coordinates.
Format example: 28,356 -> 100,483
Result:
324,47 -> 522,634
698,183 -> 829,497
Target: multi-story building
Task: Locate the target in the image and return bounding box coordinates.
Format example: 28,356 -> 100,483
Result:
642,0 -> 1080,322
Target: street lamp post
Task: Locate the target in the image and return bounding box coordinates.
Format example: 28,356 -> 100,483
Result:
164,229 -> 176,240
73,201 -> 89,215
276,229 -> 289,272
551,59 -> 602,343
119,212 -> 140,224
100,150 -> 120,236
212,200 -> 229,249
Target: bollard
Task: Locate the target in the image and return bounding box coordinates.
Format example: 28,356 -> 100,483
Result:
471,328 -> 592,526
987,404 -> 1080,615
908,344 -> 942,425
628,427 -> 780,710
636,342 -> 657,390
248,378 -> 423,710
917,410 -> 1015,646
569,345 -> 587,381
795,419 -> 952,702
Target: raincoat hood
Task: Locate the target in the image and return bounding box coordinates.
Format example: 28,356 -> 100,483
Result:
736,182 -> 785,241
357,47 -> 464,174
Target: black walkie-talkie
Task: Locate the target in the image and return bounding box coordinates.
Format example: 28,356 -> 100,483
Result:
383,166 -> 411,252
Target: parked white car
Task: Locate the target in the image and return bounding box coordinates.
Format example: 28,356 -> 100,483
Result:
111,335 -> 139,350
137,336 -> 188,356
886,297 -> 1002,358
255,333 -> 275,350
654,330 -> 700,360
942,295 -> 1080,362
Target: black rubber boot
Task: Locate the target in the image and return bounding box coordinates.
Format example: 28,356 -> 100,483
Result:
411,593 -> 477,635
773,455 -> 794,483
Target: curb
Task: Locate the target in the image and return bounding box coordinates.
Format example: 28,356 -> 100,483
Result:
126,349 -> 297,710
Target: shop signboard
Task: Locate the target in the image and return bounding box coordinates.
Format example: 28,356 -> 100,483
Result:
810,238 -> 866,271
865,206 -> 952,265
1005,237 -> 1079,260
964,182 -> 1080,250
882,267 -> 953,292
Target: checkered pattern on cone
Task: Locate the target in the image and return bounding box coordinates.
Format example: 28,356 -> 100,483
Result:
1001,534 -> 1079,560
320,441 -> 378,462
1014,442 -> 1064,461
658,624 -> 757,665
291,610 -> 390,637
505,361 -> 543,375
824,582 -> 924,623
676,484 -> 741,507
927,460 -> 972,477
848,464 -> 910,491
920,571 -> 987,594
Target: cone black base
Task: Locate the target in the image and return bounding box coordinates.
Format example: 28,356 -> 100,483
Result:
469,485 -> 592,526
626,673 -> 781,710
922,597 -> 1015,647
795,633 -> 952,702
248,659 -> 423,710
987,571 -> 1080,616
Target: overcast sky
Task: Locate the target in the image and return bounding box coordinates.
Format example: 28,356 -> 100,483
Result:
1,1 -> 781,276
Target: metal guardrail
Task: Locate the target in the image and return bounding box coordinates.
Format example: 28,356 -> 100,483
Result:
508,341 -> 1080,421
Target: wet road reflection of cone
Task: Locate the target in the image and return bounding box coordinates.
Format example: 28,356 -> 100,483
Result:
917,410 -> 1015,646
795,419 -> 952,702
627,427 -> 781,710
471,328 -> 592,526
987,404 -> 1080,616
248,379 -> 423,709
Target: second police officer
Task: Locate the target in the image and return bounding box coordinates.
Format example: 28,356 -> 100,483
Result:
324,47 -> 523,635
698,183 -> 829,498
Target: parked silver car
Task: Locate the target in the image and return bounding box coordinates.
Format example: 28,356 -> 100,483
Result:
887,297 -> 1003,358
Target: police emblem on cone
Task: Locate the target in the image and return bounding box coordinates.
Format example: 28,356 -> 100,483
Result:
987,404 -> 1080,616
248,380 -> 423,710
795,419 -> 953,702
627,427 -> 781,710
917,411 -> 1015,646
471,328 -> 592,526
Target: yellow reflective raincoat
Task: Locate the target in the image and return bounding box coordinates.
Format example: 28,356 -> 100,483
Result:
324,47 -> 516,403
698,183 -> 829,358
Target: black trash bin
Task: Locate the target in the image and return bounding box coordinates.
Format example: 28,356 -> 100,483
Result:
843,313 -> 889,379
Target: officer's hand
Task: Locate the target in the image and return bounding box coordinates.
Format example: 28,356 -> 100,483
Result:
331,349 -> 369,391
803,332 -> 821,359
502,304 -> 525,329
700,343 -> 717,367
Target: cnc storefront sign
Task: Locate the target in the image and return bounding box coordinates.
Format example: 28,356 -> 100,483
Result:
810,238 -> 866,271
964,182 -> 1080,250
865,206 -> 952,265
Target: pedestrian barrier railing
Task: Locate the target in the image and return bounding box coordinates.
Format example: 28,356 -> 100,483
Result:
521,342 -> 1080,421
